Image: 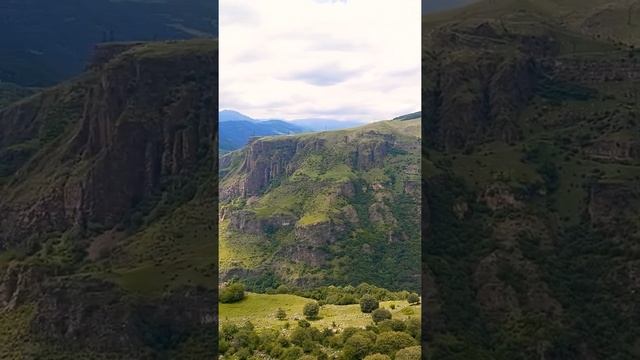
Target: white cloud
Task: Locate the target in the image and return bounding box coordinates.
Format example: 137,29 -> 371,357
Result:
220,0 -> 420,122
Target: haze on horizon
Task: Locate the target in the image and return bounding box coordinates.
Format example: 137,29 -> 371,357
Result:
219,0 -> 420,123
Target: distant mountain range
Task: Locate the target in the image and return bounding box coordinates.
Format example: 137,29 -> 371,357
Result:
219,110 -> 367,152
422,0 -> 476,13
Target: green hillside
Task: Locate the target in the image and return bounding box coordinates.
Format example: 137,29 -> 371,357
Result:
219,119 -> 421,292
0,40 -> 217,358
424,1 -> 640,358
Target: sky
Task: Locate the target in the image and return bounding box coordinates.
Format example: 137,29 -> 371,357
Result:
220,0 -> 421,122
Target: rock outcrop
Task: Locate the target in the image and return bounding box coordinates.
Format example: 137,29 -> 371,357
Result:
0,40 -> 216,248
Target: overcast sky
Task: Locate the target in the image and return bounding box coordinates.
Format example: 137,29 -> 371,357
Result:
220,0 -> 420,122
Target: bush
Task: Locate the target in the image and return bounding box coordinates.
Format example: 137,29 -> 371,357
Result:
378,319 -> 406,332
303,302 -> 320,319
219,283 -> 245,303
407,293 -> 420,304
371,308 -> 392,323
375,331 -> 417,356
389,304 -> 396,310
360,295 -> 379,313
343,333 -> 374,359
364,354 -> 391,360
395,346 -> 421,360
276,308 -> 287,320
336,294 -> 357,305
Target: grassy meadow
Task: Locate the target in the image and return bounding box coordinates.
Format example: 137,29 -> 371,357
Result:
219,292 -> 421,330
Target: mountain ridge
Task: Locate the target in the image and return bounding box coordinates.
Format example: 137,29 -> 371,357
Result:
219,118 -> 421,292
0,39 -> 218,357
423,1 -> 640,358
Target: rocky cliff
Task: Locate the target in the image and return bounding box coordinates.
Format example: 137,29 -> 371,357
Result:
0,39 -> 218,358
423,1 -> 640,358
220,119 -> 421,291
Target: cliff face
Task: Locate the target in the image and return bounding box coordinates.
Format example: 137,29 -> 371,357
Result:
220,120 -> 421,291
0,40 -> 218,357
0,40 -> 216,248
423,3 -> 640,358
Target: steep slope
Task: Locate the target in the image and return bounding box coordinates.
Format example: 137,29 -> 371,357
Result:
423,1 -> 640,359
0,39 -> 217,358
219,119 -> 421,292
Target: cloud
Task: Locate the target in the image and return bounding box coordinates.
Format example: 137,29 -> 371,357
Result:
286,64 -> 362,86
220,0 -> 420,122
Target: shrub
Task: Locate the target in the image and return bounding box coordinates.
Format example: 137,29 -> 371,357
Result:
282,346 -> 304,360
364,354 -> 391,360
389,304 -> 396,310
375,331 -> 417,356
395,346 -> 421,360
303,302 -> 320,319
360,295 -> 379,313
298,319 -> 311,328
343,333 -> 374,359
407,293 -> 420,304
371,308 -> 392,323
378,319 -> 406,332
219,283 -> 245,303
276,308 -> 287,320
336,294 -> 357,305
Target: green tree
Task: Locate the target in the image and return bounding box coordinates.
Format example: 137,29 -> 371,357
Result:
342,333 -> 374,359
360,295 -> 379,313
276,308 -> 287,320
375,331 -> 417,356
371,308 -> 392,323
395,346 -> 421,360
219,283 -> 245,303
407,293 -> 420,304
303,301 -> 320,319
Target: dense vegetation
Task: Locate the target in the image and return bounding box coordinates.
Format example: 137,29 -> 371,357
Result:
220,119 -> 421,292
423,0 -> 640,358
219,315 -> 420,360
0,40 -> 218,358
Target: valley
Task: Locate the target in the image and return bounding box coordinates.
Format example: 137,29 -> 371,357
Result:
0,0 -> 217,87
217,116 -> 422,359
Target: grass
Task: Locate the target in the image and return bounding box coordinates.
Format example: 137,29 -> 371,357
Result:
98,196 -> 217,297
109,39 -> 217,65
219,292 -> 421,331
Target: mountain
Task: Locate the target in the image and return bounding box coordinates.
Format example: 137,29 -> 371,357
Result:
0,82 -> 37,109
423,1 -> 640,358
422,0 -> 477,13
219,118 -> 421,292
0,39 -> 217,357
219,110 -> 256,123
287,118 -> 367,131
0,0 -> 217,87
219,111 -> 308,152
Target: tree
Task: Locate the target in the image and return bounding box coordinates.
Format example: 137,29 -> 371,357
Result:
360,295 -> 379,313
395,346 -> 421,360
371,308 -> 392,323
303,302 -> 320,319
219,283 -> 245,303
276,308 -> 287,320
374,331 -> 418,356
343,333 -> 374,359
407,293 -> 420,304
